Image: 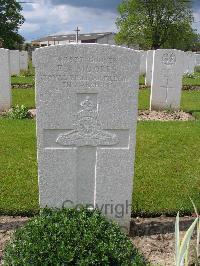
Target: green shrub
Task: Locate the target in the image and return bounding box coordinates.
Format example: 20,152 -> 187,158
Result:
4,208 -> 145,266
7,105 -> 30,119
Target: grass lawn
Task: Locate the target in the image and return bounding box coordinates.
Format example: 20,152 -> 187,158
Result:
183,72 -> 200,86
0,119 -> 199,216
12,89 -> 35,109
0,119 -> 38,215
11,76 -> 34,85
11,61 -> 35,85
133,121 -> 200,216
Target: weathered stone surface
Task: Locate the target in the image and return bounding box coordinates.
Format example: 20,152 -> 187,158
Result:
9,50 -> 20,75
20,51 -> 28,71
33,44 -> 139,231
150,49 -> 184,111
145,50 -> 154,86
0,49 -> 11,111
139,50 -> 147,75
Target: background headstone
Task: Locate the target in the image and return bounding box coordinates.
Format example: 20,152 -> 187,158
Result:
9,50 -> 20,75
20,51 -> 28,71
139,50 -> 147,75
0,49 -> 11,111
150,49 -> 184,111
184,51 -> 196,74
145,50 -> 154,86
195,53 -> 200,67
33,44 -> 140,231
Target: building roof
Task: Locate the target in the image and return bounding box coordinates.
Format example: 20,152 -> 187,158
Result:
32,32 -> 114,43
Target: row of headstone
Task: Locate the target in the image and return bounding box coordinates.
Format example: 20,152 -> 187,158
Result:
0,49 -> 28,111
138,49 -> 200,110
10,50 -> 29,75
139,49 -> 200,78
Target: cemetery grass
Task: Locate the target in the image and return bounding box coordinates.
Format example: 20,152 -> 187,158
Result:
0,119 -> 39,215
133,120 -> 200,217
139,89 -> 200,120
11,76 -> 34,85
11,61 -> 35,85
0,119 -> 200,216
12,88 -> 35,109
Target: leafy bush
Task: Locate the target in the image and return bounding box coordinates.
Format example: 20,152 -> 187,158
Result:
7,105 -> 30,119
4,208 -> 146,266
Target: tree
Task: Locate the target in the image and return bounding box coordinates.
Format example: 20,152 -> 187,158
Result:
115,0 -> 197,50
0,0 -> 25,49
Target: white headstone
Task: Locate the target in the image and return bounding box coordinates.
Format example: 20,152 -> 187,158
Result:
9,50 -> 20,75
33,44 -> 140,231
139,50 -> 147,75
145,50 -> 154,86
195,53 -> 200,67
184,51 -> 196,74
150,49 -> 184,111
20,51 -> 28,71
0,49 -> 11,111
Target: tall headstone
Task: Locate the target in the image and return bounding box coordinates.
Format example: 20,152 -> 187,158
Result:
10,50 -> 20,75
33,44 -> 140,231
145,50 -> 154,86
139,50 -> 147,75
20,51 -> 28,71
0,49 -> 11,111
150,49 -> 184,111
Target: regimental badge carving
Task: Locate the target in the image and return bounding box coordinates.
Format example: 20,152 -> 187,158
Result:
56,96 -> 119,147
162,52 -> 176,66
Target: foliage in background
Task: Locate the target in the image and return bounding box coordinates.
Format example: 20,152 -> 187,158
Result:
4,208 -> 146,266
0,0 -> 25,49
175,200 -> 200,265
115,0 -> 198,50
6,105 -> 30,119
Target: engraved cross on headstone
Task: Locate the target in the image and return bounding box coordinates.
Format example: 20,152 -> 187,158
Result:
160,69 -> 175,103
45,93 -> 129,206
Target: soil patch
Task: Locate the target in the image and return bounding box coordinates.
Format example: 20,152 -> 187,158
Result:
138,110 -> 194,121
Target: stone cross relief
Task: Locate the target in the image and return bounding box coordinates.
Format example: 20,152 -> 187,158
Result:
44,93 -> 129,206
160,52 -> 176,103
